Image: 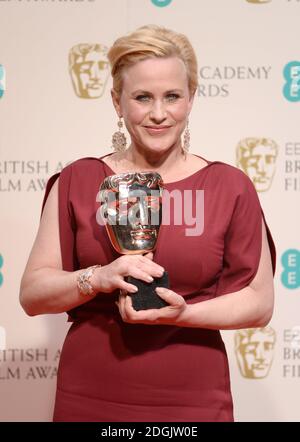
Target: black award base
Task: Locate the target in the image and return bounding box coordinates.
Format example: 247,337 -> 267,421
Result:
126,271 -> 170,311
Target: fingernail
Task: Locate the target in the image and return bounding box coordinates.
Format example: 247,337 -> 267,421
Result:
147,276 -> 154,282
132,287 -> 138,293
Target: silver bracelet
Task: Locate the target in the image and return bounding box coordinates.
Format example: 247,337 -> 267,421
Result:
77,264 -> 101,296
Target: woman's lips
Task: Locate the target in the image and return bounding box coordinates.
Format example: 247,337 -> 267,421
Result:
144,126 -> 172,135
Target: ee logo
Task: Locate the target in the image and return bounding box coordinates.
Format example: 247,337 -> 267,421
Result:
0,65 -> 5,99
0,254 -> 3,287
283,61 -> 300,102
151,0 -> 173,7
281,249 -> 300,289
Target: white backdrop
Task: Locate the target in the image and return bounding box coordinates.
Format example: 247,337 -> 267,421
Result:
0,0 -> 299,421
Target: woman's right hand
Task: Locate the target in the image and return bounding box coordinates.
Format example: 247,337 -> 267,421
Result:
92,252 -> 165,294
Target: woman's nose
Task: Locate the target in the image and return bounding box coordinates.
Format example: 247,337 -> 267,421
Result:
149,100 -> 167,122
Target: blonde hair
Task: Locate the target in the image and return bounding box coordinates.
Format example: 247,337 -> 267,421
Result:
107,25 -> 198,96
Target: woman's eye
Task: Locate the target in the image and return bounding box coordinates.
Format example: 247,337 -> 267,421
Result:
135,95 -> 151,102
166,94 -> 180,102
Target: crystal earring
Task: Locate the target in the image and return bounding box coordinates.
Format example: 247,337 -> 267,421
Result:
182,119 -> 190,154
112,117 -> 127,152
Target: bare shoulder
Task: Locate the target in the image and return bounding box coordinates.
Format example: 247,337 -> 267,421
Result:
186,153 -> 209,170
41,177 -> 59,221
22,177 -> 62,275
169,153 -> 208,178
101,152 -> 127,173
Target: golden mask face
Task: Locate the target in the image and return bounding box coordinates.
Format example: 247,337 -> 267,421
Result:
236,138 -> 278,192
98,172 -> 163,255
69,44 -> 109,99
246,0 -> 271,3
235,327 -> 276,379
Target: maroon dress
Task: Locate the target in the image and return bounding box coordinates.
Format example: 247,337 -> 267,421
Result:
42,154 -> 276,422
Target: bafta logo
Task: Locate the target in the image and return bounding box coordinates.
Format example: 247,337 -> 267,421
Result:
246,0 -> 271,3
236,137 -> 278,192
69,43 -> 109,99
235,327 -> 276,379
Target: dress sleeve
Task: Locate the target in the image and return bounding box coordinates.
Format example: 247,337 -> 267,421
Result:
41,172 -> 60,214
41,165 -> 78,273
215,172 -> 276,296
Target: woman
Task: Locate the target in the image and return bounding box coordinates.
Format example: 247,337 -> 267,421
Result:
20,25 -> 276,422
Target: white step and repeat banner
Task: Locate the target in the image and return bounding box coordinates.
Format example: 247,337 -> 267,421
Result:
0,0 -> 299,422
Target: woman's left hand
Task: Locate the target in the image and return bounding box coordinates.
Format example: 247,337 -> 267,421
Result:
116,287 -> 187,326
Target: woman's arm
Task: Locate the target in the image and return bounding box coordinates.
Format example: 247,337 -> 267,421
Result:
20,179 -> 86,315
174,220 -> 274,330
117,220 -> 275,330
19,178 -> 164,316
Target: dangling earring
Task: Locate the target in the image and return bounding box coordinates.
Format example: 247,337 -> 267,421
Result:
112,117 -> 127,152
182,119 -> 190,154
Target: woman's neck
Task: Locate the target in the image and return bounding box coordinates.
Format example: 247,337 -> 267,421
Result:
121,142 -> 187,174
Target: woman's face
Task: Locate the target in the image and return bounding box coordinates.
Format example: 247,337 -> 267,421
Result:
112,57 -> 194,155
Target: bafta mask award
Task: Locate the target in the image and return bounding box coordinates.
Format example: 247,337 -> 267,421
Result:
98,171 -> 169,311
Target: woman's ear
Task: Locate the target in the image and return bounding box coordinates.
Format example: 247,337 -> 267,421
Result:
111,88 -> 122,117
